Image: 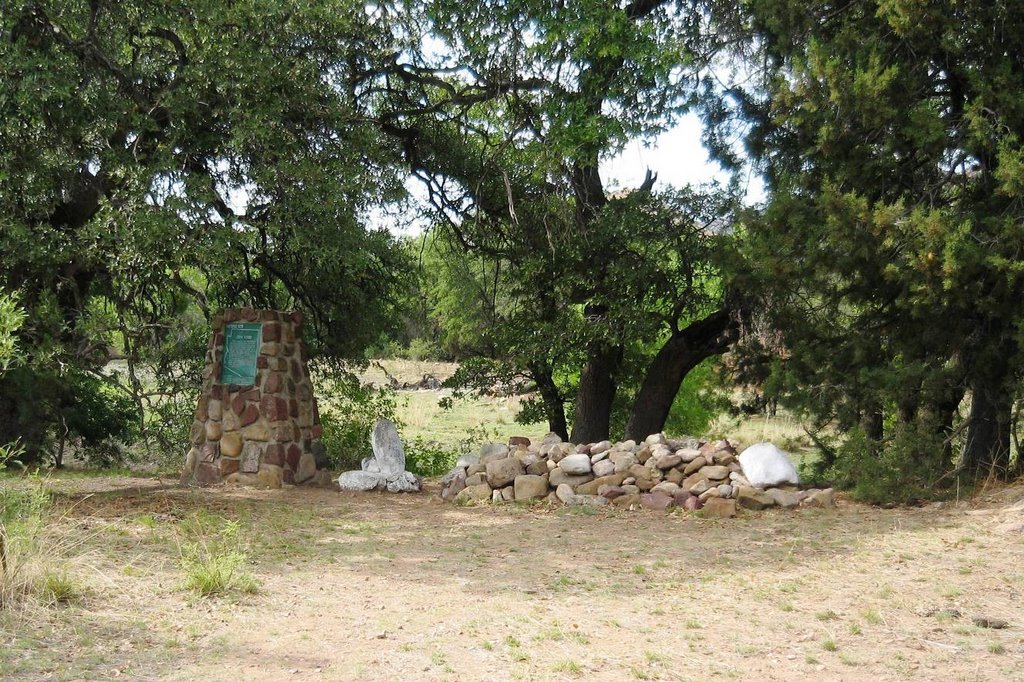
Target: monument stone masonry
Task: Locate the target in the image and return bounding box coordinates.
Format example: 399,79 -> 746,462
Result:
181,308 -> 325,487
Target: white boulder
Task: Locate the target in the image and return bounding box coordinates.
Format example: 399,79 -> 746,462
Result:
737,442 -> 800,488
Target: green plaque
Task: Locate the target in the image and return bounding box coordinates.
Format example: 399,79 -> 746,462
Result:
221,323 -> 262,385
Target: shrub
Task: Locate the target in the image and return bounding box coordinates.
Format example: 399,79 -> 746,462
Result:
405,437 -> 457,477
827,424 -> 949,504
316,366 -> 400,471
178,515 -> 258,597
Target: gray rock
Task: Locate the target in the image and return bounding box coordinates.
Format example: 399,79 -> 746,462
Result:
555,483 -> 576,504
736,485 -> 777,510
295,452 -> 317,483
440,466 -> 467,487
717,484 -> 734,498
454,483 -> 492,502
654,453 -> 683,470
700,465 -> 730,481
338,470 -> 386,491
590,440 -> 612,455
651,481 -> 680,496
500,485 -> 515,501
514,474 -> 548,501
361,456 -> 380,472
491,489 -> 504,503
486,457 -> 525,488
592,459 -> 616,477
765,487 -> 801,508
455,453 -> 480,468
240,441 -> 262,474
385,470 -> 421,493
804,487 -> 836,508
559,453 -> 593,475
610,452 -> 638,473
479,442 -> 510,463
371,418 -> 406,475
701,497 -> 736,518
683,456 -> 707,475
549,468 -> 594,489
644,433 -> 667,446
678,447 -> 702,462
466,472 -> 487,486
590,450 -> 610,464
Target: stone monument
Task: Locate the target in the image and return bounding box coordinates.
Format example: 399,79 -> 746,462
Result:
337,418 -> 421,492
182,308 -> 325,487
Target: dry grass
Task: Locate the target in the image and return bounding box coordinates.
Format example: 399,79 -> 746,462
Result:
0,476 -> 1021,680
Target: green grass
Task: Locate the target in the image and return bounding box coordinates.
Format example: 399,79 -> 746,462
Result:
178,516 -> 260,597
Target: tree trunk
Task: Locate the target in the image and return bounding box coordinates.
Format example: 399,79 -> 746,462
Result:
569,343 -> 622,444
962,382 -> 1012,477
529,361 -> 568,441
625,308 -> 735,441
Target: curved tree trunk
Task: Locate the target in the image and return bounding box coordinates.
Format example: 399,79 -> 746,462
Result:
569,343 -> 623,444
529,361 -> 568,441
625,308 -> 735,441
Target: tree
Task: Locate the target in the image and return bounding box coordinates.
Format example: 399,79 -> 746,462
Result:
366,0 -> 745,441
0,1 -> 410,461
729,0 -> 1024,479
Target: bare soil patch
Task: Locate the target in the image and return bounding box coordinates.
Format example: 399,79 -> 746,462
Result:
2,477 -> 1022,681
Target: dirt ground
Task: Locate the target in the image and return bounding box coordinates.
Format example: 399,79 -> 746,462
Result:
2,476 -> 1022,681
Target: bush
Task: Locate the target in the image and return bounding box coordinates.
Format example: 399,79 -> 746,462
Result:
178,514 -> 258,597
405,437 -> 457,477
827,424 -> 949,504
316,366 -> 400,471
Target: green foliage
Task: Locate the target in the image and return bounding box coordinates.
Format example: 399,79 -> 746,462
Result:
61,372 -> 138,468
663,359 -> 724,437
0,292 -> 25,374
826,426 -> 949,505
404,437 -> 457,477
0,1 -> 410,462
316,365 -> 401,471
178,514 -> 259,597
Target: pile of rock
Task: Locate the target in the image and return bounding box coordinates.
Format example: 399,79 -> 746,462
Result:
337,419 -> 421,493
439,434 -> 835,516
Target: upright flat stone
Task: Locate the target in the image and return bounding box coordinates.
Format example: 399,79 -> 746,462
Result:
371,418 -> 406,475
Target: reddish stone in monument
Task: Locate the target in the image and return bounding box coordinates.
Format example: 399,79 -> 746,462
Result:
283,468 -> 295,484
231,395 -> 246,415
286,444 -> 302,470
219,457 -> 240,476
256,355 -> 269,369
263,322 -> 281,342
310,424 -> 323,439
195,462 -> 219,486
210,384 -> 223,400
290,310 -> 304,327
241,307 -> 258,321
240,404 -> 260,427
202,441 -> 219,462
264,443 -> 284,466
260,395 -> 288,422
260,310 -> 278,322
242,388 -> 260,401
290,359 -> 302,381
289,399 -> 298,418
264,372 -> 283,394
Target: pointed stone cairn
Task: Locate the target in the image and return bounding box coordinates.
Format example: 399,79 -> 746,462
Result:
182,308 -> 331,488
